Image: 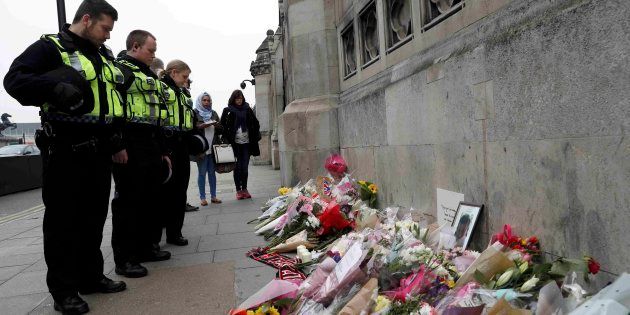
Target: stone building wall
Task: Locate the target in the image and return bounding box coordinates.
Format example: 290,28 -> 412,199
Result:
252,0 -> 630,275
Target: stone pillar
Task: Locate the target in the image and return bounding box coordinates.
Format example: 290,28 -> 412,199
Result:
250,31 -> 275,166
271,27 -> 285,170
278,0 -> 340,185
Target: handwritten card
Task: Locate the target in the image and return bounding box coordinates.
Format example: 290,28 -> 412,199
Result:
437,188 -> 464,227
334,242 -> 364,281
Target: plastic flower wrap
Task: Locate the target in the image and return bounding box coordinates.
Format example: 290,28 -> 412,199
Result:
355,204 -> 380,231
313,241 -> 369,305
230,279 -> 300,314
338,278 -> 379,315
332,175 -> 359,206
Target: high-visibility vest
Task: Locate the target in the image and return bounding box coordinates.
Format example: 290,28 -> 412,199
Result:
115,59 -> 167,125
163,85 -> 194,131
41,34 -> 125,124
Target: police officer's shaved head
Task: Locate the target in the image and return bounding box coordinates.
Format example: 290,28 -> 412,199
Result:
72,0 -> 118,23
126,30 -> 156,50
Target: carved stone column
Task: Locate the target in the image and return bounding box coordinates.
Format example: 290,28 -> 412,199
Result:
278,0 -> 341,185
250,30 -> 275,165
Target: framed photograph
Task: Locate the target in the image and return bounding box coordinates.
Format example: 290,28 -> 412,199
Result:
451,202 -> 484,249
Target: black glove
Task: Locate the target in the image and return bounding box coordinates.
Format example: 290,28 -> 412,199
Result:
52,82 -> 84,113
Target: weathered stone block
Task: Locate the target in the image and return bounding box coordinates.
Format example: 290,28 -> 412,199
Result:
338,90 -> 388,148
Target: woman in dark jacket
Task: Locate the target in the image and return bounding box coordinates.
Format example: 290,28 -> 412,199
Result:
194,91 -> 222,206
220,90 -> 260,200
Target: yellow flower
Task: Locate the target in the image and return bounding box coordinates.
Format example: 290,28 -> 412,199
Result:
358,180 -> 366,186
268,306 -> 280,315
278,187 -> 291,196
254,306 -> 265,315
374,295 -> 391,312
447,279 -> 456,288
368,183 -> 378,193
247,311 -> 255,315
521,239 -> 527,246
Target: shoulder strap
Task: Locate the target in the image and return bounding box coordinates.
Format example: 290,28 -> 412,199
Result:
115,59 -> 140,71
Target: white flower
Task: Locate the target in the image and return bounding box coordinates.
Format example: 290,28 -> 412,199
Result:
496,269 -> 515,287
435,265 -> 449,277
306,216 -> 320,228
520,276 -> 539,292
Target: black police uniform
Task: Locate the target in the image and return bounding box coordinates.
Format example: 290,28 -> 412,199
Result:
3,25 -> 125,302
155,76 -> 199,245
110,55 -> 170,277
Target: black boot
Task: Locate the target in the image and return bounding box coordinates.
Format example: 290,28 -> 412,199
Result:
79,276 -> 127,294
166,236 -> 188,246
138,249 -> 171,262
115,262 -> 148,278
53,294 -> 89,315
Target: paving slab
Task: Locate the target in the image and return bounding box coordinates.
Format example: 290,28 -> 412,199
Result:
234,266 -> 277,305
160,236 -> 202,256
217,221 -> 257,235
204,211 -> 261,224
0,253 -> 43,268
142,251 -> 215,270
23,259 -> 47,273
213,247 -> 263,269
0,270 -> 48,298
180,223 -> 219,238
10,227 -> 43,239
198,232 -> 266,252
0,292 -> 48,314
0,265 -> 29,281
0,237 -> 40,248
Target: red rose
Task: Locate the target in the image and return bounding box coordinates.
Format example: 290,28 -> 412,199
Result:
528,236 -> 538,244
317,202 -> 352,235
587,257 -> 600,274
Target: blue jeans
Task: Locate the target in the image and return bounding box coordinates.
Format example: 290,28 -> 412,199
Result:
196,154 -> 217,200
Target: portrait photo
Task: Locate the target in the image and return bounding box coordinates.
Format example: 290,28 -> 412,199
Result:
451,202 -> 483,249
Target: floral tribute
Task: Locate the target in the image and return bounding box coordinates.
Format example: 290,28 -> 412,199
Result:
230,155 -> 618,315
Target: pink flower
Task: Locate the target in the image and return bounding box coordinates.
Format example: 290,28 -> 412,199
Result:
523,254 -> 532,262
300,204 -> 313,216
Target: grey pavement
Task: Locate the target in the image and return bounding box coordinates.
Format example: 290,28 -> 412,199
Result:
0,163 -> 280,314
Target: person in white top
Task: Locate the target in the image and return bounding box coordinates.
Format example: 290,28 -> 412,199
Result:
194,92 -> 222,206
220,90 -> 261,200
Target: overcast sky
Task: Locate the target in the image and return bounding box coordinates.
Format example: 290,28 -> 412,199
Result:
0,0 -> 278,123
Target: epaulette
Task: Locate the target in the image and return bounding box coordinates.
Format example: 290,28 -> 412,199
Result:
115,59 -> 140,71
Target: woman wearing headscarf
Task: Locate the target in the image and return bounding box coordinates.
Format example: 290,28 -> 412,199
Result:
194,92 -> 222,206
220,90 -> 261,200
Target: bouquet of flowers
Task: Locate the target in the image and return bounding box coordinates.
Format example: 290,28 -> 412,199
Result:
357,180 -> 378,209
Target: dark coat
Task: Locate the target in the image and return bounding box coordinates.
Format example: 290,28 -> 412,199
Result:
220,103 -> 261,157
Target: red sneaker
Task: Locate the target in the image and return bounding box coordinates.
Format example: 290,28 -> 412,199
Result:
242,189 -> 252,199
236,190 -> 245,200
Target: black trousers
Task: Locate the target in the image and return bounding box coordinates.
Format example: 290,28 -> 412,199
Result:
40,132 -> 112,300
111,129 -> 162,265
233,143 -> 250,191
155,137 -> 189,242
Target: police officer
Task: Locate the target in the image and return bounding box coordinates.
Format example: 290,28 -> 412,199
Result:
111,30 -> 172,279
158,60 -> 204,246
3,1 -> 125,313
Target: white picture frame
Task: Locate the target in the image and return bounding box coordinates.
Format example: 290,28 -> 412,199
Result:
451,202 -> 483,249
